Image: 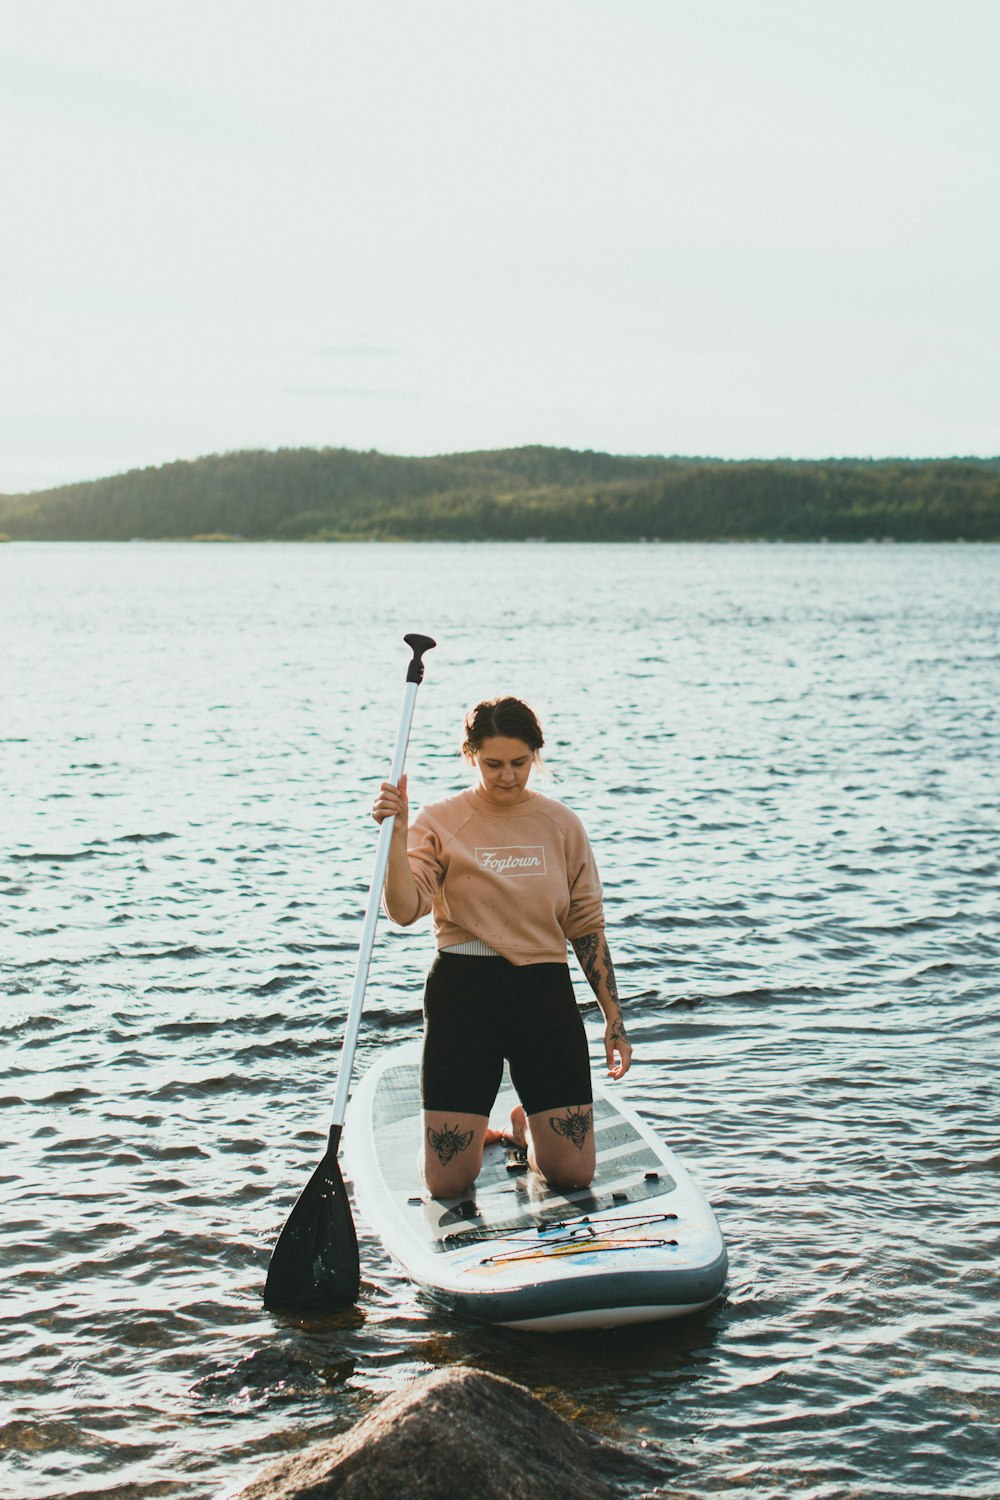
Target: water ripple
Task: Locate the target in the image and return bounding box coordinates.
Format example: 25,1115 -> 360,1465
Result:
1,541 -> 998,1500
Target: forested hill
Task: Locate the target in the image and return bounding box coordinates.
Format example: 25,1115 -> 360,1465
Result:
1,445 -> 998,541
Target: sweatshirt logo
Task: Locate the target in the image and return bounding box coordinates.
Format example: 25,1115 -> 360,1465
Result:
476,844 -> 546,876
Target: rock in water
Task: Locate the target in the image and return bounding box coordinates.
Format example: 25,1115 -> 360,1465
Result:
237,1364 -> 665,1500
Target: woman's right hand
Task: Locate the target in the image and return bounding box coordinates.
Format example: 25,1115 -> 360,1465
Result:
373,772 -> 421,925
371,773 -> 408,829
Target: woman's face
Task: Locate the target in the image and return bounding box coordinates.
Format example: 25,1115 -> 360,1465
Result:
472,735 -> 535,804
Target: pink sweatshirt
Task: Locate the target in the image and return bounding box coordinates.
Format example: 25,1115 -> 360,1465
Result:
398,787 -> 605,966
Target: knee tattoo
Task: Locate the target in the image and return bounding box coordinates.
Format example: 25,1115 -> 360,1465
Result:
548,1106 -> 593,1151
426,1122 -> 474,1166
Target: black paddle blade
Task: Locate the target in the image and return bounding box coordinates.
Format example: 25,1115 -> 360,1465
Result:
264,1125 -> 360,1312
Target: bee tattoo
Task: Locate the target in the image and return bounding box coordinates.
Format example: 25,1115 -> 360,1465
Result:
426,1122 -> 474,1165
549,1106 -> 593,1151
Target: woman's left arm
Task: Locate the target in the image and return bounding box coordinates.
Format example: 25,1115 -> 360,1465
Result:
571,932 -> 633,1080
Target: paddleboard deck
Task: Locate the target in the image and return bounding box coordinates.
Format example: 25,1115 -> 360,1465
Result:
345,1041 -> 727,1332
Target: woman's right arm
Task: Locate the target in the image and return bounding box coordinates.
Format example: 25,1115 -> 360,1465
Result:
371,772 -> 422,925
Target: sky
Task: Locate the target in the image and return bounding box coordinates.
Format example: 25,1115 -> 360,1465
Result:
1,0 -> 998,494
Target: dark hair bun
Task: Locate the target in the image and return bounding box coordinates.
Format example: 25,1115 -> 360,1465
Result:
463,697 -> 544,758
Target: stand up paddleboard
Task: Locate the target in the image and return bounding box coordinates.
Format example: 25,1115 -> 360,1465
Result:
345,1041 -> 727,1333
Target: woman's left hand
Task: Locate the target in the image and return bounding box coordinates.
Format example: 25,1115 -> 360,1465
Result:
604,1019 -> 633,1080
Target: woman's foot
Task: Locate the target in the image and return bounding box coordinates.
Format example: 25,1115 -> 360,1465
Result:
505,1105 -> 528,1148
484,1105 -> 528,1149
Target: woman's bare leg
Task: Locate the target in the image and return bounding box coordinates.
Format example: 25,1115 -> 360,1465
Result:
422,1110 -> 490,1197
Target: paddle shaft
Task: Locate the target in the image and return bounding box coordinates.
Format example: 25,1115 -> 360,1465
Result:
329,637 -> 433,1128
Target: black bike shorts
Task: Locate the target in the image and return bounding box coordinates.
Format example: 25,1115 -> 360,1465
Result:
420,951 -> 593,1118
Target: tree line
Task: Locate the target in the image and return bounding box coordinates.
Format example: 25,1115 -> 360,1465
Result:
1,445 -> 997,541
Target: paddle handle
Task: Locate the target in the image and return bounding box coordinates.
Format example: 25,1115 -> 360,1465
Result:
330,634 -> 435,1127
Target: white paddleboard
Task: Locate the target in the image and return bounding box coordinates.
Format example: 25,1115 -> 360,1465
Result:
345,1041 -> 727,1333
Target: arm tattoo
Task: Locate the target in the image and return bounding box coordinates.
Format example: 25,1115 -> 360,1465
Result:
599,936 -> 620,1007
549,1106 -> 593,1150
426,1123 -> 474,1166
572,932 -> 627,1035
572,931 -> 601,982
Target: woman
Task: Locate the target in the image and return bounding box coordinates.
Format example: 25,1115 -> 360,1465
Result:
371,695 -> 632,1199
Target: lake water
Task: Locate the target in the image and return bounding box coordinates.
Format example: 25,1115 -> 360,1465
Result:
1,541 -> 998,1500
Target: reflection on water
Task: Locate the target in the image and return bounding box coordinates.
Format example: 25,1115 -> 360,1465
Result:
2,541 -> 998,1500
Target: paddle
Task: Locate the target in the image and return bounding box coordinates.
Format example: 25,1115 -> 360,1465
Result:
263,631 -> 436,1312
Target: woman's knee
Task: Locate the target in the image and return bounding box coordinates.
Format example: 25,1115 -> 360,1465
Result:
543,1160 -> 595,1191
424,1165 -> 479,1198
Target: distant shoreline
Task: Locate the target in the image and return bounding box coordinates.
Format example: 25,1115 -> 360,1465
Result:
3,536 -> 996,548
1,444 -> 998,543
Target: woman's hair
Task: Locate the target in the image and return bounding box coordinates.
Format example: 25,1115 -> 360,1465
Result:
462,697 -> 545,760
